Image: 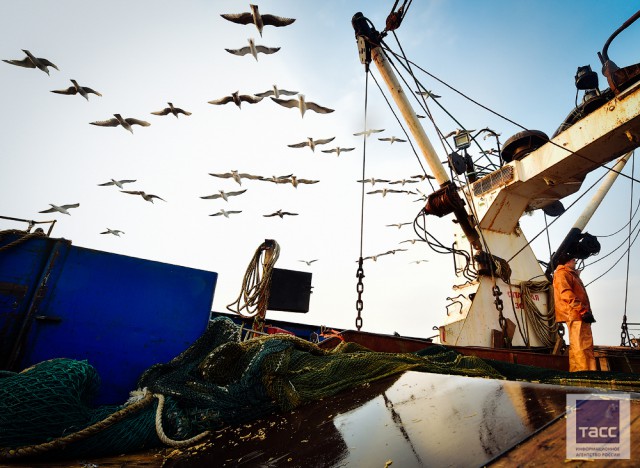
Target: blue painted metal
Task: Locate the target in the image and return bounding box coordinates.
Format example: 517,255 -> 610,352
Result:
0,233 -> 217,405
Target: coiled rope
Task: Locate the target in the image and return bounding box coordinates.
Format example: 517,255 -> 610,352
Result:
520,280 -> 557,348
226,240 -> 280,321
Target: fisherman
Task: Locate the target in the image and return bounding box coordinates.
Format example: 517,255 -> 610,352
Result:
553,255 -> 597,372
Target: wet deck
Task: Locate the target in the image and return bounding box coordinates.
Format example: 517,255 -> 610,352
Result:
8,370 -> 638,467
489,399 -> 640,467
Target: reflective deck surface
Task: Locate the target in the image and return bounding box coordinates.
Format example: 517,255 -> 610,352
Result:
163,371 -> 602,467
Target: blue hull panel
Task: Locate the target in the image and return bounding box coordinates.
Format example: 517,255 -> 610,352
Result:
0,234 -> 217,405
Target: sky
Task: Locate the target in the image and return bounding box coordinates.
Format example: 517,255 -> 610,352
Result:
1,1 -> 640,347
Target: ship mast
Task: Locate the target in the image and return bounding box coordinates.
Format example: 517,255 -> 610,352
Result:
352,12 -> 481,251
352,11 -> 640,349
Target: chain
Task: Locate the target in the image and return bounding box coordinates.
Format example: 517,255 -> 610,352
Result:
353,43 -> 371,333
621,316 -> 629,346
492,284 -> 510,348
355,258 -> 365,330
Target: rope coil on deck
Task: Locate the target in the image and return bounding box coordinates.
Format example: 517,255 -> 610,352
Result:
521,280 -> 558,348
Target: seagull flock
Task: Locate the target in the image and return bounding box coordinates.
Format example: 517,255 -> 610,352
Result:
6,3 -> 432,265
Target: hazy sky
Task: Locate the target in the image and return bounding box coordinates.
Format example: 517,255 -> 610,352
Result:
1,1 -> 639,346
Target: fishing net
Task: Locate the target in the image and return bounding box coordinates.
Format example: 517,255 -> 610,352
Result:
1,316 -> 639,461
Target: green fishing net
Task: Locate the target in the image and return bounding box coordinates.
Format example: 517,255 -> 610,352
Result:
1,317 -> 638,461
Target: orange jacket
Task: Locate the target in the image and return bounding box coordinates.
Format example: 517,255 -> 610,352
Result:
553,264 -> 591,322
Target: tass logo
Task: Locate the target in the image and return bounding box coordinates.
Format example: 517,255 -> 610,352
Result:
576,399 -> 619,444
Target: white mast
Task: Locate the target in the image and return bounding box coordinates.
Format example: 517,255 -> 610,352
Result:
352,12 -> 640,348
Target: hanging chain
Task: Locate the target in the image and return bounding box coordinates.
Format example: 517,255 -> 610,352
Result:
492,284 -> 510,348
354,35 -> 372,332
355,258 -> 365,330
621,316 -> 629,346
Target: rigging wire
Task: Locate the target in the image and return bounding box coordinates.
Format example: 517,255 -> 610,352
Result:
381,47 -> 640,186
368,72 -> 434,191
354,69 -> 371,331
365,45 -> 482,280
591,153 -> 640,238
585,211 -> 640,266
386,35 -> 501,279
381,31 -> 524,345
362,12 -> 640,347
413,210 -> 477,281
507,167 -> 612,264
544,213 -> 553,260
621,153 -> 635,345
592,193 -> 640,237
382,40 -> 465,153
382,39 -> 502,174
585,218 -> 640,287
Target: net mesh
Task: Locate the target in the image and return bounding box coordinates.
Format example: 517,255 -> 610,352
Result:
1,316 -> 639,461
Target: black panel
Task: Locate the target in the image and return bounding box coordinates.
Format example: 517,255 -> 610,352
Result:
268,268 -> 312,313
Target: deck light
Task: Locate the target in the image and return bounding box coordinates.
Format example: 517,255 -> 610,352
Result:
575,65 -> 599,91
453,132 -> 471,150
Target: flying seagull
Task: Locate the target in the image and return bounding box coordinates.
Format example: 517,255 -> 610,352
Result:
353,128 -> 384,138
400,239 -> 422,245
39,203 -> 79,215
209,170 -> 263,186
120,191 -> 166,203
265,175 -> 318,188
90,114 -> 150,134
367,188 -> 415,197
321,147 -> 355,157
208,91 -> 263,109
210,209 -> 242,218
101,228 -> 124,237
51,79 -> 101,100
389,178 -> 419,186
255,85 -> 298,98
385,248 -> 408,255
289,176 -> 319,188
260,174 -> 293,184
299,259 -> 318,266
225,38 -> 280,61
357,177 -> 390,186
98,179 -> 136,189
410,174 -> 436,181
270,94 -> 334,118
363,251 -> 392,262
410,259 -> 430,264
288,136 -> 335,152
220,4 -> 295,36
386,222 -> 412,229
378,136 -> 407,144
151,102 -> 191,118
263,210 -> 298,218
415,90 -> 440,99
3,49 -> 58,75
200,189 -> 247,202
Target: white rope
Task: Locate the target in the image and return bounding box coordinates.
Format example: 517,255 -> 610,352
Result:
153,393 -> 210,448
